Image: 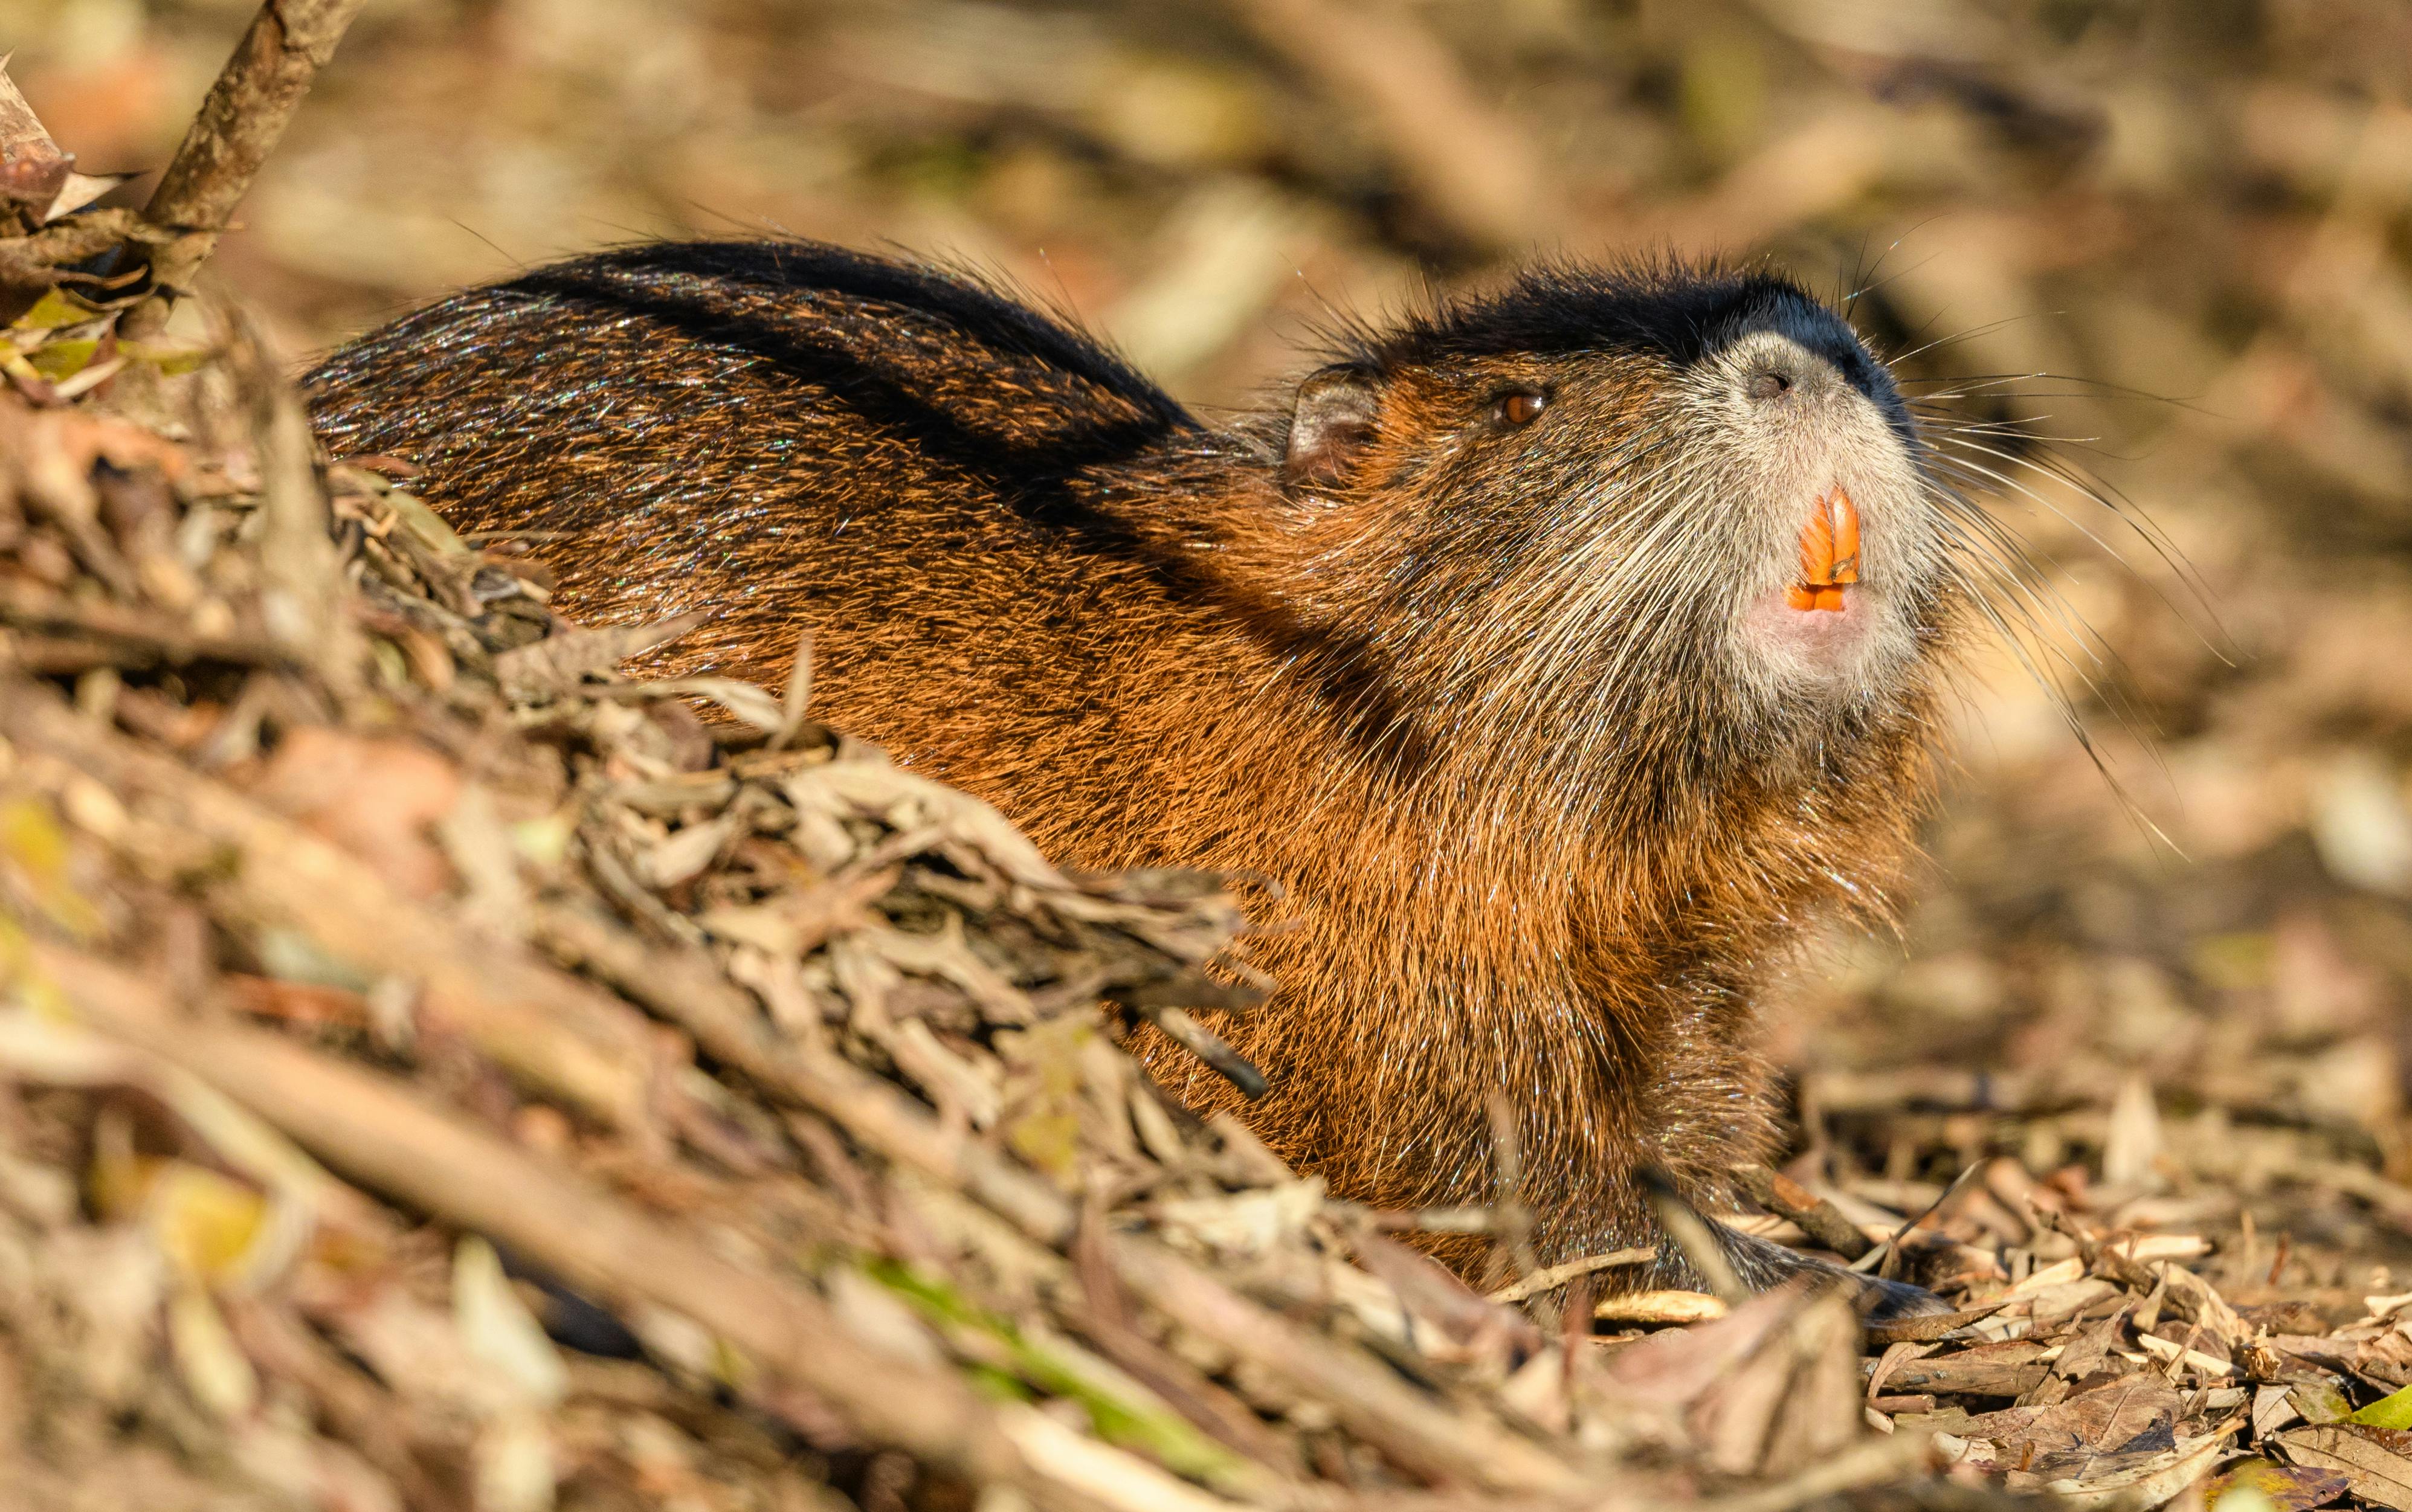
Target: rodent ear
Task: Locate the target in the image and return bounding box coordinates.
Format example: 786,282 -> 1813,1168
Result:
1282,365 -> 1382,491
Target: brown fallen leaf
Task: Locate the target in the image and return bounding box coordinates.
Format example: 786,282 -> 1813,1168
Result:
2356,1329 -> 2412,1389
1961,1374 -> 2188,1487
1864,1300 -> 2007,1346
1350,1230 -> 1540,1373
1593,1290 -> 1728,1326
1739,1290 -> 1863,1475
2017,1377 -> 2185,1482
1600,1284 -> 1801,1403
2052,1302 -> 2135,1384
2042,1430 -> 2232,1511
492,610 -> 708,700
2276,1424 -> 2412,1511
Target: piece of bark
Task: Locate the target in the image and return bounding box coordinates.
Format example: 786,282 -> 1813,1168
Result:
1885,1341 -> 2053,1398
1734,1163 -> 1874,1261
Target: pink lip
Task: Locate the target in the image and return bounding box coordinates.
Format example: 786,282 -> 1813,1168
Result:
1744,581 -> 1876,670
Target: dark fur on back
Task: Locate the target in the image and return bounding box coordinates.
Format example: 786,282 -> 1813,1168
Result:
309,240 -> 1958,1309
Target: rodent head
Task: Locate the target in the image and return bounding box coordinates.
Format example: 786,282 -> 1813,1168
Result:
1253,261 -> 1965,820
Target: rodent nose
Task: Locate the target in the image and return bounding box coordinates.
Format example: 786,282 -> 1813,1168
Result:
1727,326 -> 1873,413
1746,365 -> 1794,402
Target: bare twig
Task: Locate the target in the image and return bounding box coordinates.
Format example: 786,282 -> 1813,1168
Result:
1486,1246 -> 1657,1307
232,319 -> 353,677
1486,1093 -> 1543,1285
0,578 -> 286,668
121,0 -> 372,338
1872,1163 -> 1984,1283
1734,1163 -> 1875,1262
1692,1430 -> 1938,1512
1104,1234 -> 1590,1494
1137,1003 -> 1268,1100
1360,1203 -> 1518,1235
1639,1167 -> 1747,1305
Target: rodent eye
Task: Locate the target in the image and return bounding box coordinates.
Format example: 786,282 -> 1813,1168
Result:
1498,391 -> 1547,427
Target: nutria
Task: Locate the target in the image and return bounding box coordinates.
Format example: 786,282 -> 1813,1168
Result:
306,240 -> 1972,1311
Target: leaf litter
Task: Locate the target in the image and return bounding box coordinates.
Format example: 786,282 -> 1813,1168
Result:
7,26 -> 2412,1512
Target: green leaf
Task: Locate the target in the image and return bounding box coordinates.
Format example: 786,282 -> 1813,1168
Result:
2296,1380 -> 2358,1425
2353,1382 -> 2412,1430
11,287 -> 104,331
120,341 -> 209,376
28,338 -> 97,382
866,1259 -> 1248,1489
0,797 -> 104,939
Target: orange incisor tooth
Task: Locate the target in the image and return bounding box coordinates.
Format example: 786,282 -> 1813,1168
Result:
1828,487 -> 1860,584
1791,488 -> 1860,611
1799,501 -> 1836,584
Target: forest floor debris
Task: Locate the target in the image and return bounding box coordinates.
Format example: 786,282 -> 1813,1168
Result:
9,5 -> 2412,1510
5,174 -> 2412,1512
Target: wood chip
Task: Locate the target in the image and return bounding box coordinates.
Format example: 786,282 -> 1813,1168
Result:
1594,1290 -> 1729,1325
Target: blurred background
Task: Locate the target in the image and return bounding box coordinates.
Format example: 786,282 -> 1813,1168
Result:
12,0 -> 2412,1292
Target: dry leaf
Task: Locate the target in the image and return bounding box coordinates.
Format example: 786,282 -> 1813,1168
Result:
492,610 -> 707,699
2277,1424 -> 2412,1511
1595,1291 -> 1731,1326
2045,1432 -> 2232,1510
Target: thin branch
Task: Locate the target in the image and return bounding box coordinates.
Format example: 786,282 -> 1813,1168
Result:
1103,1234 -> 1591,1495
1486,1246 -> 1657,1307
121,0 -> 372,337
1135,1003 -> 1269,1100
1640,1166 -> 1748,1305
1733,1163 -> 1875,1263
1693,1430 -> 1939,1512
